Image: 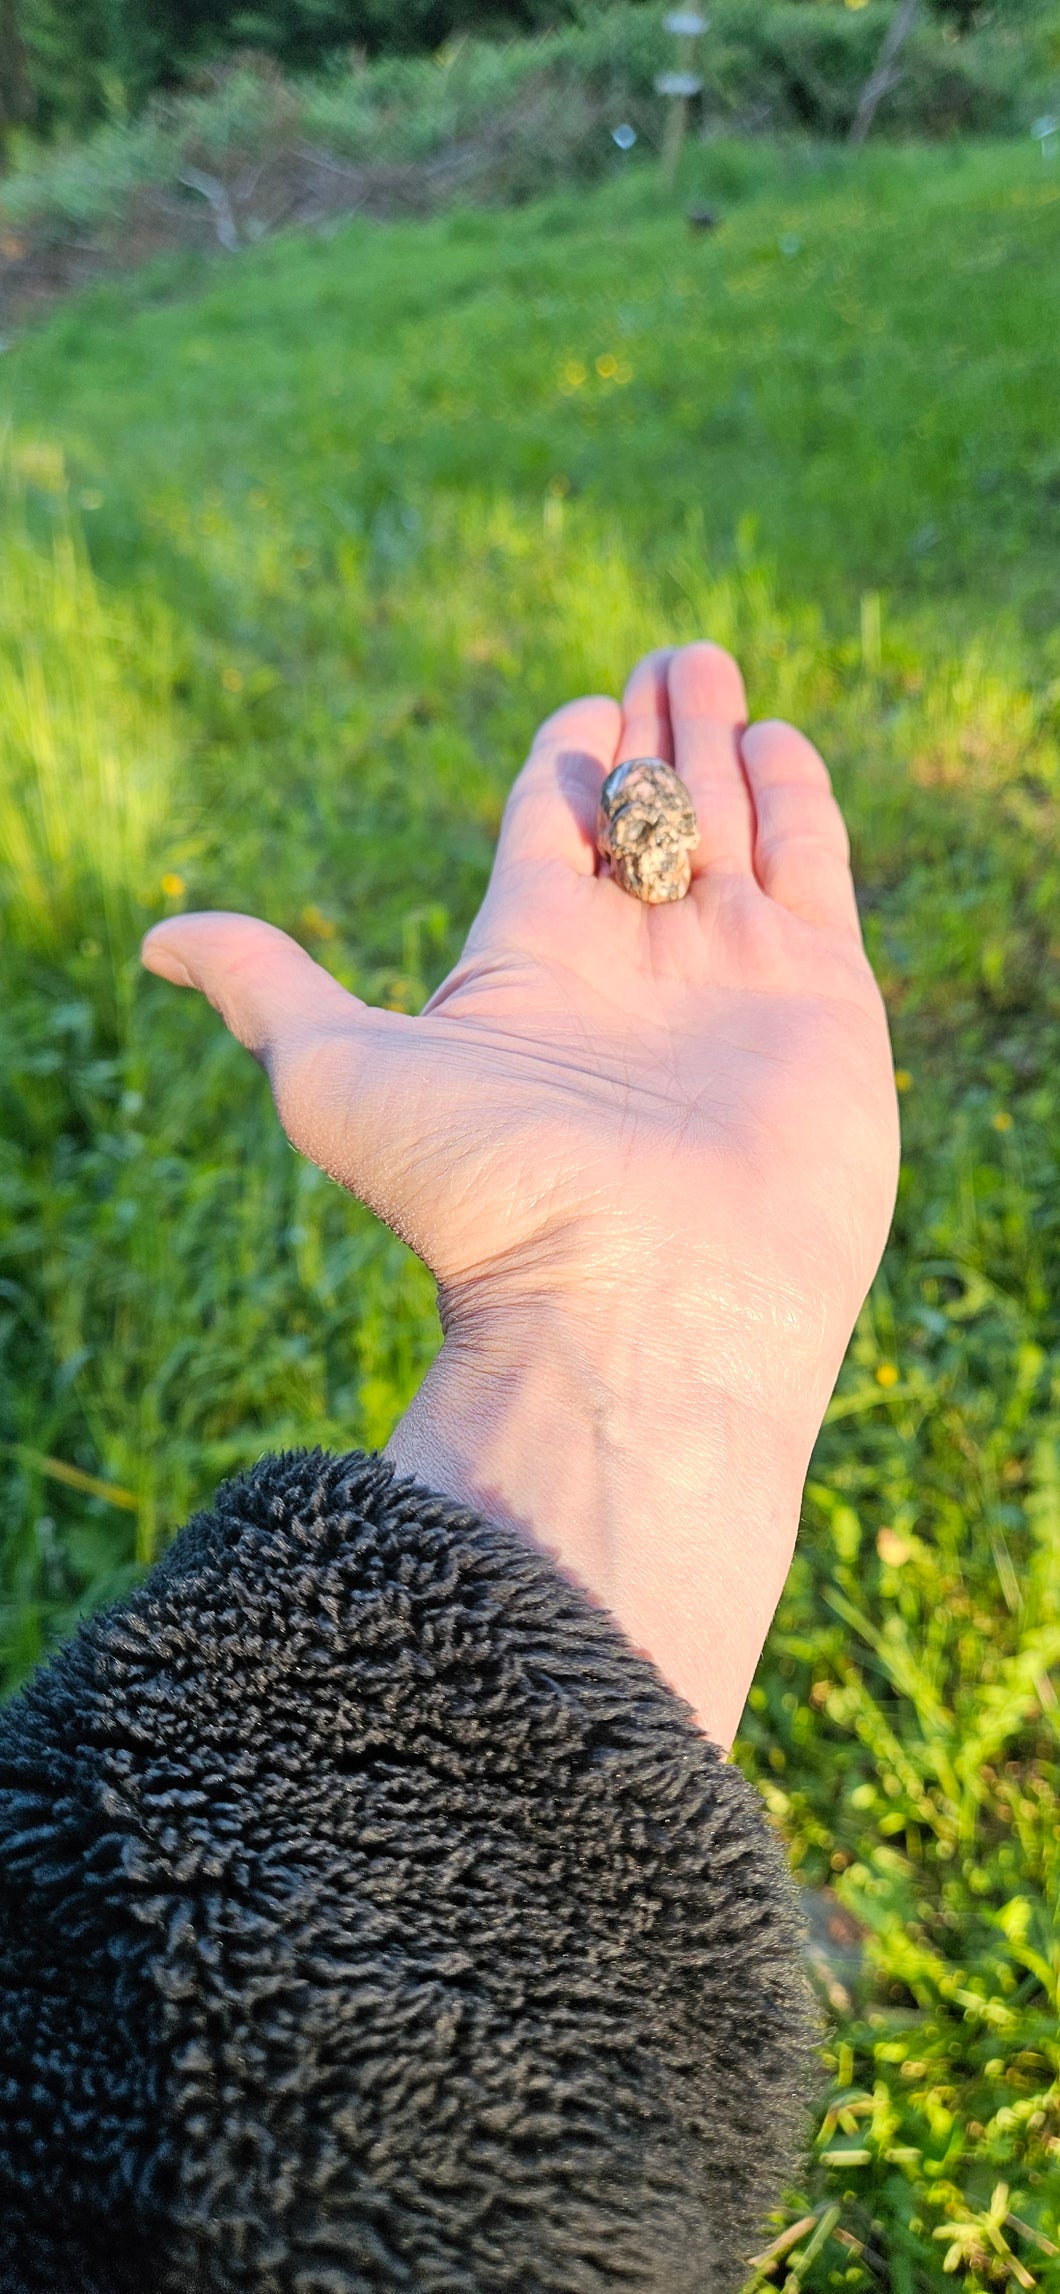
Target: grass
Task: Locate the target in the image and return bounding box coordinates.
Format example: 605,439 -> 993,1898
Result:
0,135 -> 1059,2289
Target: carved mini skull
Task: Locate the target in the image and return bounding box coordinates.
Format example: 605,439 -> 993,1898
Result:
596,758 -> 699,903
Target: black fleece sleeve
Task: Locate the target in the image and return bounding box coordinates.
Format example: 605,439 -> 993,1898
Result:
0,1448 -> 813,2294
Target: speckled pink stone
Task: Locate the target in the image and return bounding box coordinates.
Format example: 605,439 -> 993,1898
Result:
596,758 -> 698,903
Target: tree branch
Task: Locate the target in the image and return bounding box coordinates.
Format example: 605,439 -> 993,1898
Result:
848,0 -> 921,150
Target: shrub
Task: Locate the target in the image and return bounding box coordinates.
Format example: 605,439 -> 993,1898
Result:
1,3 -> 1056,258
12,0 -> 1060,136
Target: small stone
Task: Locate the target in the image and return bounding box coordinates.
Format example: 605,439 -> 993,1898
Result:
596,757 -> 698,903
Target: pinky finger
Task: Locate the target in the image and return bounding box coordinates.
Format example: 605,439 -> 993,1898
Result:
741,720 -> 862,940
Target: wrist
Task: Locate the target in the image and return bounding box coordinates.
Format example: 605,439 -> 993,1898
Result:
385,1293 -> 814,1749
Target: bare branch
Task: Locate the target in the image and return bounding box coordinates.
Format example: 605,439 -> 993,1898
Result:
179,167 -> 240,252
848,0 -> 920,151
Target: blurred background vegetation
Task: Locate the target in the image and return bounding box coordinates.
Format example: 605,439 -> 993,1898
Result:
0,0 -> 1058,140
1,1 -> 1059,2290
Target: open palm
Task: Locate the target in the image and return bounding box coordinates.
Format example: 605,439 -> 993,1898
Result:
144,642 -> 899,1741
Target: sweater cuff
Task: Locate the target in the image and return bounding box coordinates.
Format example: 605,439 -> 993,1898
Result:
0,1446 -> 813,2294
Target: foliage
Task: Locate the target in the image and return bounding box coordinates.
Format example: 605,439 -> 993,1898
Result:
0,0 -> 32,141
1,137 -> 1060,2286
8,0 -> 1060,145
14,0 -> 588,130
1,3 -> 1056,261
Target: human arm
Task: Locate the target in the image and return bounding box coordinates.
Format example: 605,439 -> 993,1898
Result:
143,640 -> 899,1747
0,637 -> 901,2291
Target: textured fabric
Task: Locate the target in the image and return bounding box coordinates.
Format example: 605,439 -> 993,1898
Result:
0,1448 -> 813,2292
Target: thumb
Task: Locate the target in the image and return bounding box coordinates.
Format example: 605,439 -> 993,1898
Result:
141,910 -> 406,1202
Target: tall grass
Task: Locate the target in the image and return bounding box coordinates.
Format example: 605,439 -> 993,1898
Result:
0,444 -> 176,976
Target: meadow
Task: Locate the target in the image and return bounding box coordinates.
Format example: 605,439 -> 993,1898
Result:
1,135 -> 1059,2288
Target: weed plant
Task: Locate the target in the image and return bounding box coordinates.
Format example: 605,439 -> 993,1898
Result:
0,139 -> 1059,2289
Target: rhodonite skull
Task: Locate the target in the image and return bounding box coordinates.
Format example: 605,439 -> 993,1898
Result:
596,757 -> 699,904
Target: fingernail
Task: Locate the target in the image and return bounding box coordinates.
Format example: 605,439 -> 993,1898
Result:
141,939 -> 195,989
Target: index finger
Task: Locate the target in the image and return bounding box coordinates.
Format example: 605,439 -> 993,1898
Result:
492,695 -> 622,878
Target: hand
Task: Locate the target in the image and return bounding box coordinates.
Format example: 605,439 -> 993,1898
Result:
143,642 -> 899,1745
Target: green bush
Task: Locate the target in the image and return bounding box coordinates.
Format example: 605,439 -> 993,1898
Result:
11,0 -> 1060,136
15,0 -> 576,129
2,3 -> 1057,251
